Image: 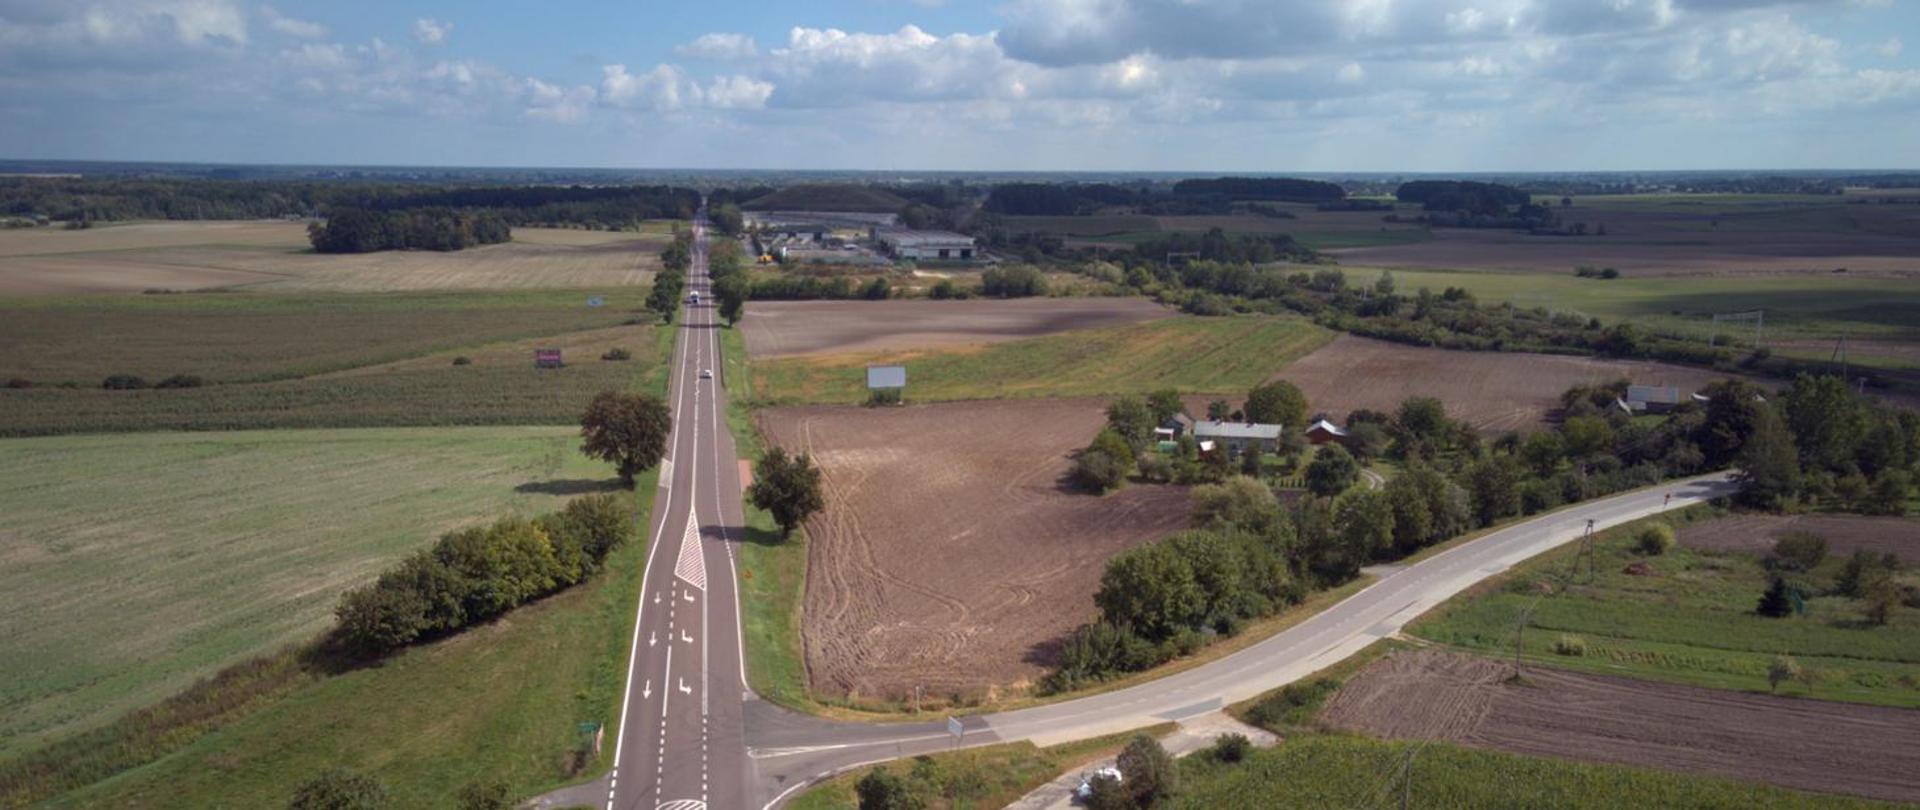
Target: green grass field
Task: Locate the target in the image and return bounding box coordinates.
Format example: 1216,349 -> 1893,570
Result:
1348,266 -> 1920,351
745,315 -> 1335,406
35,463 -> 661,808
0,312 -> 672,437
1168,734 -> 1897,809
0,426 -> 637,758
1411,508 -> 1920,708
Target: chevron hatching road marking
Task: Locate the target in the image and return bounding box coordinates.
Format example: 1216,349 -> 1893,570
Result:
673,514 -> 707,591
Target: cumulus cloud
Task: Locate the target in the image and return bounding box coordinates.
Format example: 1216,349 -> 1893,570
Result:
411,17 -> 451,45
260,6 -> 325,39
676,32 -> 758,60
601,63 -> 774,111
523,77 -> 596,123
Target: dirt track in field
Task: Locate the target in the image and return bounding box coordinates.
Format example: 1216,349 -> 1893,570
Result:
1278,334 -> 1741,434
1321,649 -> 1920,802
758,398 -> 1190,701
1678,514 -> 1920,563
737,298 -> 1172,358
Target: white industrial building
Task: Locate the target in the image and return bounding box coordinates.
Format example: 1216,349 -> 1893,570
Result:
872,228 -> 979,261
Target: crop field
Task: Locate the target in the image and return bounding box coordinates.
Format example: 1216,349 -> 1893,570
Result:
1174,714 -> 1902,808
0,426 -> 623,758
1316,649 -> 1920,803
1002,210 -> 1433,252
0,220 -> 669,294
1679,514 -> 1920,562
745,315 -> 1334,405
1280,334 -> 1742,433
757,399 -> 1191,700
1412,510 -> 1920,708
737,298 -> 1173,358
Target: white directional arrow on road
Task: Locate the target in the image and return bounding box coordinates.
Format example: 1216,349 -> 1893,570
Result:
678,678 -> 692,695
680,629 -> 693,644
643,680 -> 652,700
648,631 -> 657,647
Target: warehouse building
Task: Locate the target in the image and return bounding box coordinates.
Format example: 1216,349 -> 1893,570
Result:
873,228 -> 979,261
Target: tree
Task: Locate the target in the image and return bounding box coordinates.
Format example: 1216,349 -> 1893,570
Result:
1864,575 -> 1903,626
1083,772 -> 1132,810
1767,654 -> 1801,694
580,391 -> 672,487
1096,543 -> 1203,642
1770,531 -> 1828,572
1076,429 -> 1136,493
1190,476 -> 1281,535
1116,733 -> 1179,805
1106,396 -> 1157,450
1147,388 -> 1186,426
855,767 -> 923,810
1560,416 -> 1614,459
714,274 -> 748,326
1698,379 -> 1767,467
1206,399 -> 1232,421
1837,550 -> 1900,598
1636,524 -> 1675,556
1756,577 -> 1793,618
1735,405 -> 1801,509
749,448 -> 825,539
1304,444 -> 1359,497
1346,422 -> 1390,461
1783,373 -> 1870,472
1394,396 -> 1452,458
1869,470 -> 1912,516
1334,489 -> 1396,562
334,584 -> 427,655
288,768 -> 388,810
1245,380 -> 1307,427
1464,456 -> 1521,527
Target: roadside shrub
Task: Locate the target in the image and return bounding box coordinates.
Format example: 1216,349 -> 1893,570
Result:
854,767 -> 922,810
1552,634 -> 1589,657
1116,734 -> 1178,805
1211,732 -> 1252,763
455,778 -> 512,810
601,347 -> 633,361
155,374 -> 205,389
1769,531 -> 1828,572
1244,677 -> 1341,732
451,356 -> 473,365
101,374 -> 149,390
288,768 -> 388,810
1635,524 -> 1675,556
4,377 -> 30,389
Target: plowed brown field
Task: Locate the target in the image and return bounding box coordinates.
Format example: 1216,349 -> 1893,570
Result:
757,398 -> 1190,701
737,298 -> 1172,358
1679,514 -> 1920,563
1280,334 -> 1741,433
1321,649 -> 1920,802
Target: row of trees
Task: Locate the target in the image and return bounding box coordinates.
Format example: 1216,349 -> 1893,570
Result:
307,208 -> 510,253
2,177 -> 698,228
332,495 -> 633,655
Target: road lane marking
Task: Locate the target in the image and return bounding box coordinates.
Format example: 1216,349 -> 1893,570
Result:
674,514 -> 708,591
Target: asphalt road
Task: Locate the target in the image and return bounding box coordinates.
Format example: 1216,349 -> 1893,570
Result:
542,212 -> 1742,809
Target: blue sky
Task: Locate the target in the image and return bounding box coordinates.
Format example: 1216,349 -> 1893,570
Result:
1,0 -> 1916,171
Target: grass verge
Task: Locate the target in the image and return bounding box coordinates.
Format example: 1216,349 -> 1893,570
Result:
786,724 -> 1178,810
1410,506 -> 1920,708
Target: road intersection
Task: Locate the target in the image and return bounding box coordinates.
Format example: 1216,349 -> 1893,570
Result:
541,213 -> 1741,810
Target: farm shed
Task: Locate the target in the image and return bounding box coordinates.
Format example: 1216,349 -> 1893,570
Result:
1622,384 -> 1684,414
1194,420 -> 1282,456
1155,411 -> 1196,442
1304,418 -> 1348,445
873,228 -> 978,261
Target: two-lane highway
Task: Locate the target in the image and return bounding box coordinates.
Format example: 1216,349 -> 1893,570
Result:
538,210 -> 1743,810
598,213 -> 750,810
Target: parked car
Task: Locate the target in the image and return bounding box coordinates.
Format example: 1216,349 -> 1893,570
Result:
1074,766 -> 1122,803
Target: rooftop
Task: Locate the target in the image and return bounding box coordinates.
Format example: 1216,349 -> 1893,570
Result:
1194,420 -> 1283,440
875,228 -> 977,247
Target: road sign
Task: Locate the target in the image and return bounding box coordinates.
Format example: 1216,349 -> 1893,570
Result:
586,295 -> 605,307
535,348 -> 563,369
947,716 -> 963,740
867,365 -> 906,390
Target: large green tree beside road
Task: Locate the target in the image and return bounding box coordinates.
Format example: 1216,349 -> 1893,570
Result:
749,447 -> 825,538
580,391 -> 672,487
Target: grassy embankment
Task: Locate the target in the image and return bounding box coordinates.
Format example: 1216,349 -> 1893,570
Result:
0,289 -> 668,435
744,315 -> 1335,406
1411,507 -> 1920,708
786,724 -> 1176,810
0,330 -> 675,807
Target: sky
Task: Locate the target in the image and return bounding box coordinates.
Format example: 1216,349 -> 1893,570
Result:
0,0 -> 1916,172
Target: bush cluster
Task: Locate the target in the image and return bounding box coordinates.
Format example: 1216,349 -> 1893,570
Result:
333,494 -> 632,656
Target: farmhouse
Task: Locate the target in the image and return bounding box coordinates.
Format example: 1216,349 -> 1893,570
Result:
1154,411 -> 1196,442
873,228 -> 978,261
1621,384 -> 1683,414
1193,420 -> 1282,456
1304,418 -> 1349,445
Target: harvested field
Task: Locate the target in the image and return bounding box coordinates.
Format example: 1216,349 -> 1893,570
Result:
1280,334 -> 1740,433
0,220 -> 666,294
1679,514 -> 1920,563
737,298 -> 1172,358
758,399 -> 1191,700
1320,649 -> 1920,803
1333,203 -> 1920,277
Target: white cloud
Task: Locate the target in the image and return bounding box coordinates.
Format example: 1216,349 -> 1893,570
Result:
523,77 -> 596,123
676,32 -> 758,60
704,74 -> 774,108
260,6 -> 325,39
1878,37 -> 1903,58
601,63 -> 694,111
411,17 -> 452,45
